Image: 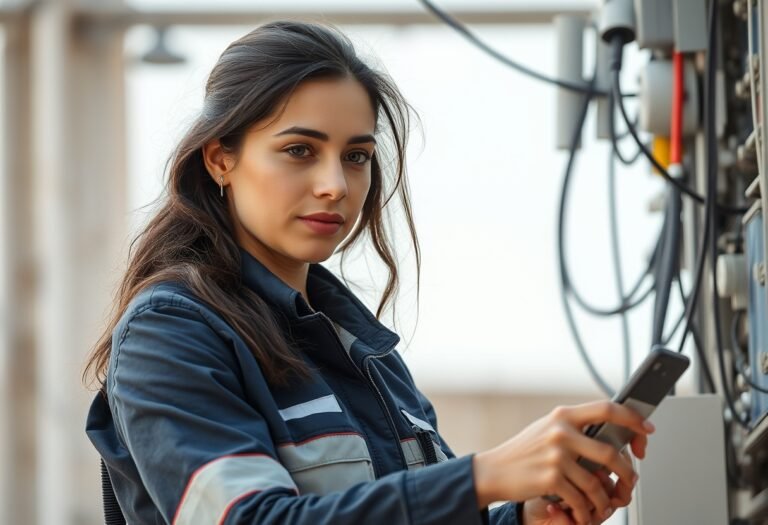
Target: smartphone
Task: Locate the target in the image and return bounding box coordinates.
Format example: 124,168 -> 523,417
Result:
545,346 -> 690,504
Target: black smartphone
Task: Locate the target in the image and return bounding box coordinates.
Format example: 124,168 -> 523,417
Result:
545,346 -> 690,504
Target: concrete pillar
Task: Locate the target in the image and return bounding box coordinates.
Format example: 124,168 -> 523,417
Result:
29,0 -> 127,522
1,14 -> 36,525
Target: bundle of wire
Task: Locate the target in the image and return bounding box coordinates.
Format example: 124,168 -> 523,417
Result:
419,2 -> 765,425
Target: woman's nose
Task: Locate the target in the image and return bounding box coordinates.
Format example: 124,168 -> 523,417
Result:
313,159 -> 348,200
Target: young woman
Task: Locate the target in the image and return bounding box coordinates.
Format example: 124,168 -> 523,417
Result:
84,20 -> 653,525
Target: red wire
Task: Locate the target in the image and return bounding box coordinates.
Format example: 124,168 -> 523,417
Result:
670,51 -> 684,164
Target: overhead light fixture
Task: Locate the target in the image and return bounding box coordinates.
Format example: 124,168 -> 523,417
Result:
141,26 -> 186,65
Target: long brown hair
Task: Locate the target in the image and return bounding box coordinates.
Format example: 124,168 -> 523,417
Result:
82,20 -> 420,389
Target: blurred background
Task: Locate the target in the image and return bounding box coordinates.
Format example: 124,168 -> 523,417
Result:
0,0 -> 702,523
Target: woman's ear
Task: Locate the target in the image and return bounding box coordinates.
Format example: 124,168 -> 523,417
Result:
202,139 -> 233,186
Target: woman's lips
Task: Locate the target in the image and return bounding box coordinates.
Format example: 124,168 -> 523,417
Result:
298,218 -> 343,235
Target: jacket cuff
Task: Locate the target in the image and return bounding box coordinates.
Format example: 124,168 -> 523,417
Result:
487,500 -> 524,524
407,455 -> 485,525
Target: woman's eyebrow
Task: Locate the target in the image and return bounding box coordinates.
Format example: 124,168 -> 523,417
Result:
274,126 -> 376,145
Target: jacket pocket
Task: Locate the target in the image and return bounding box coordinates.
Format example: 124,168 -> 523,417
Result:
276,432 -> 375,495
399,409 -> 449,468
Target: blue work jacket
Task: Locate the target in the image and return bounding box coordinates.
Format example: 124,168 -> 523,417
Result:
85,247 -> 523,524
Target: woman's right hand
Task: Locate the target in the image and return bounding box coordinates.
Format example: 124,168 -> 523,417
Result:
472,400 -> 655,525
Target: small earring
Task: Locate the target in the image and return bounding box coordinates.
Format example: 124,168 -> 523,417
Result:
219,175 -> 224,197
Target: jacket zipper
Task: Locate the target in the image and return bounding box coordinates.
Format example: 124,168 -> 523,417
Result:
362,350 -> 408,469
413,427 -> 439,465
317,312 -> 408,471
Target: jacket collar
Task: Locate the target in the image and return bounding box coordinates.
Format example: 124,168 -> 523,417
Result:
239,247 -> 400,353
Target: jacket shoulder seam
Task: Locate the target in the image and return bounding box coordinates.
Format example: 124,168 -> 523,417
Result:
109,290 -> 225,400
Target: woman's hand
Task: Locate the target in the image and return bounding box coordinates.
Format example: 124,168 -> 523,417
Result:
472,401 -> 654,525
521,463 -> 632,525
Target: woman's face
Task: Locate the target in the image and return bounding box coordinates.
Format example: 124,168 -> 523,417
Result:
213,76 -> 376,267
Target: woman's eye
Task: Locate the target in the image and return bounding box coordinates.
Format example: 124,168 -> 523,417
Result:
346,151 -> 371,164
285,145 -> 311,158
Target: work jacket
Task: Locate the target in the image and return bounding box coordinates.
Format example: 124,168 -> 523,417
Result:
85,247 -> 523,524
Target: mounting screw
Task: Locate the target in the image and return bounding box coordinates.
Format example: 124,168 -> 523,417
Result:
734,0 -> 748,19
754,262 -> 766,285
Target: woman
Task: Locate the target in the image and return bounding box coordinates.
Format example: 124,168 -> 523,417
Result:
84,20 -> 653,525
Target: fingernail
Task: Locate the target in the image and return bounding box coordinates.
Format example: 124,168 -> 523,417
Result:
632,473 -> 639,486
643,420 -> 655,432
604,507 -> 614,519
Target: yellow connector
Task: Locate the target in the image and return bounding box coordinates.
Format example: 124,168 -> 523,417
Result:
652,136 -> 671,175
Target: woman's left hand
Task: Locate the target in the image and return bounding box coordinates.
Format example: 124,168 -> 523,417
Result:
522,434 -> 646,525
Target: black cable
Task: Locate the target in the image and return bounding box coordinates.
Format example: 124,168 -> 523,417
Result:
603,37 -> 717,397
688,320 -> 717,394
603,37 -> 714,368
671,238 -> 719,397
613,73 -> 748,216
703,0 -> 750,430
673,269 -> 717,393
560,136 -> 663,315
608,86 -> 644,166
563,210 -> 663,317
730,310 -> 768,393
557,70 -> 616,396
608,148 -> 632,381
675,201 -> 710,354
661,284 -> 686,346
651,181 -> 682,345
566,260 -> 656,317
662,309 -> 685,346
417,0 -> 636,98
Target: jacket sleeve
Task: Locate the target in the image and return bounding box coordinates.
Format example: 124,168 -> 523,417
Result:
108,299 -> 490,525
394,354 -> 524,525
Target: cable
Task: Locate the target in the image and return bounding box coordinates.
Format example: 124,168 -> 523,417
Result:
602,36 -> 722,403
662,306 -> 685,345
651,180 -> 682,345
608,86 -> 644,166
656,47 -> 685,348
667,271 -> 689,346
612,73 -> 748,216
417,0 -> 636,98
730,310 -> 768,394
556,45 -> 655,394
675,201 -> 710,353
672,268 -> 717,393
608,147 -> 632,381
598,31 -> 718,395
557,69 -> 617,396
661,279 -> 686,345
688,320 -> 717,394
565,253 -> 657,317
703,0 -> 750,430
562,151 -> 663,316
673,237 -> 718,393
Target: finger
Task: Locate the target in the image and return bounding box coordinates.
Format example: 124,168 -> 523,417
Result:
595,468 -> 615,494
610,474 -> 635,509
609,451 -> 636,508
550,475 -> 594,525
561,461 -> 612,519
547,503 -> 577,524
554,401 -> 655,436
566,429 -> 637,485
629,433 -> 648,459
591,504 -> 615,524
